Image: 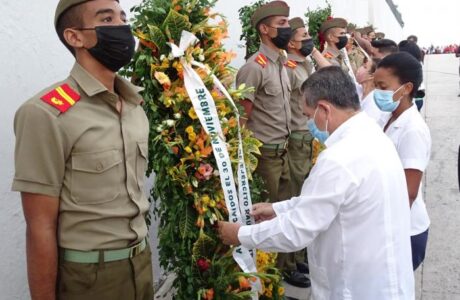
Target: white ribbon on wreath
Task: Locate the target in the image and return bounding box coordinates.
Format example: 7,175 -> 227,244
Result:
169,30 -> 261,298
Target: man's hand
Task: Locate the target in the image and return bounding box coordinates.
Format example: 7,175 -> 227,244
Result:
217,222 -> 241,246
251,202 -> 276,223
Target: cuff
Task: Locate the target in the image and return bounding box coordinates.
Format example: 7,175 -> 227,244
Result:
12,179 -> 61,197
238,225 -> 256,249
273,201 -> 289,215
401,159 -> 426,171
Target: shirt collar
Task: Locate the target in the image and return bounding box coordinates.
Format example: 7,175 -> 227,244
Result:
287,53 -> 307,63
325,112 -> 366,148
325,46 -> 341,58
389,104 -> 418,129
259,43 -> 284,63
70,63 -> 144,105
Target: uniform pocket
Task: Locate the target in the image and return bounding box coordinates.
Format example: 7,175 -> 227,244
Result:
71,149 -> 122,204
262,85 -> 283,110
136,142 -> 148,191
58,261 -> 98,295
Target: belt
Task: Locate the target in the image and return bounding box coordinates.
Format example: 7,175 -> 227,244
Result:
62,239 -> 147,264
289,131 -> 311,141
261,140 -> 289,150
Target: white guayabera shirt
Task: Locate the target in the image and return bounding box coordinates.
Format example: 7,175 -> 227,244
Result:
238,113 -> 414,300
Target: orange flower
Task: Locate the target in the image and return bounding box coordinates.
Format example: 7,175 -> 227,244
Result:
204,288 -> 214,300
238,276 -> 251,290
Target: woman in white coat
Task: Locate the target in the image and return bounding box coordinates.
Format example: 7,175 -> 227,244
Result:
374,52 -> 431,270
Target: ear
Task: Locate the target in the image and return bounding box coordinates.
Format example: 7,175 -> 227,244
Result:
63,28 -> 85,49
259,23 -> 269,36
287,40 -> 296,50
404,82 -> 415,97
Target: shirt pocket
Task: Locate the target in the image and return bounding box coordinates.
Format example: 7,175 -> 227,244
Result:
262,85 -> 283,110
71,149 -> 122,205
136,141 -> 148,191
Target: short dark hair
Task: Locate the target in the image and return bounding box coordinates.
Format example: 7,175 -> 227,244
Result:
301,66 -> 360,110
407,35 -> 418,43
256,16 -> 274,36
398,40 -> 422,62
372,38 -> 398,55
377,52 -> 423,98
56,5 -> 85,56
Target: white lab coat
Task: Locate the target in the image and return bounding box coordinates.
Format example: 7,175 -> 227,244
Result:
239,113 -> 414,300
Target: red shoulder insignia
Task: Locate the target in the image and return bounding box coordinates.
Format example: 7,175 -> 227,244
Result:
285,60 -> 297,69
323,52 -> 334,59
255,53 -> 268,68
40,84 -> 80,113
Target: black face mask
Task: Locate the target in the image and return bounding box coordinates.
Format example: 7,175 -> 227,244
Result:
335,36 -> 348,50
270,26 -> 293,50
81,25 -> 135,72
299,38 -> 314,56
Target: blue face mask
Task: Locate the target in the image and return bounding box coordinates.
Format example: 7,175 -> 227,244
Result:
307,106 -> 329,144
373,84 -> 405,112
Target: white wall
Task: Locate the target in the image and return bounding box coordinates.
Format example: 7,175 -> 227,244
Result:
0,0 -> 403,298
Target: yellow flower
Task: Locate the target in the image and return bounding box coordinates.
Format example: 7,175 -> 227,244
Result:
188,107 -> 198,120
201,195 -> 210,205
185,126 -> 195,134
188,132 -> 197,142
209,200 -> 216,208
154,71 -> 171,90
184,146 -> 192,153
278,287 -> 285,296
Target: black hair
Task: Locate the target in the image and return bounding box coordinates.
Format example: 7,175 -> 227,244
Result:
371,38 -> 398,55
301,66 -> 360,110
377,52 -> 423,98
407,35 -> 418,43
398,40 -> 422,62
56,5 -> 85,56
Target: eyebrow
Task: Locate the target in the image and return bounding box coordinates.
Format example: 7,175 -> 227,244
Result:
95,8 -> 127,18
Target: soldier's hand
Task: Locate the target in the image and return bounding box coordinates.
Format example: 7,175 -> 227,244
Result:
217,221 -> 241,246
251,203 -> 276,223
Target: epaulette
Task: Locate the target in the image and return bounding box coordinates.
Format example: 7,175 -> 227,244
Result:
40,84 -> 80,113
323,52 -> 334,59
255,53 -> 268,68
285,60 -> 297,69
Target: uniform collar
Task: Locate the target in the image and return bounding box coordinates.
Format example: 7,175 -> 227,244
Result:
325,46 -> 341,58
325,112 -> 366,148
287,53 -> 307,63
388,104 -> 418,129
70,63 -> 144,105
259,43 -> 286,63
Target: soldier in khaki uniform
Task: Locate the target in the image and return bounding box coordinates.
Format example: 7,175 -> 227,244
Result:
12,1 -> 153,299
236,1 -> 310,287
320,17 -> 350,73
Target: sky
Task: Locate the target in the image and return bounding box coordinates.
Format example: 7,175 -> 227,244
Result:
393,0 -> 459,47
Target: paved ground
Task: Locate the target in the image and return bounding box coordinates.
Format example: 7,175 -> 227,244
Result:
284,54 -> 460,300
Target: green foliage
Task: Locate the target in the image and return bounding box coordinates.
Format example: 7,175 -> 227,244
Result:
305,1 -> 332,49
238,0 -> 267,60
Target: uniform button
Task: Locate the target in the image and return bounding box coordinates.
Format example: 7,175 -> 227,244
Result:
96,162 -> 104,171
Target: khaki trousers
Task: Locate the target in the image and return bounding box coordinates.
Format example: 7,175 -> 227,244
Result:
57,245 -> 153,300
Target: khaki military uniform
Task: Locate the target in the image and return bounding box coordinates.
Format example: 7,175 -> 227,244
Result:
236,43 -> 294,272
323,46 -> 350,73
348,46 -> 366,74
13,63 -> 153,299
236,43 -> 292,203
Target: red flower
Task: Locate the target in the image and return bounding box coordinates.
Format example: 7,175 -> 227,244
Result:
197,258 -> 210,272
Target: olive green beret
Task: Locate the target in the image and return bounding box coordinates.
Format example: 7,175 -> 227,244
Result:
251,1 -> 290,27
289,17 -> 305,32
54,0 -> 119,29
319,17 -> 347,34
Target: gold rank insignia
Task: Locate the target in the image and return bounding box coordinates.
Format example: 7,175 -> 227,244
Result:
285,60 -> 297,69
255,53 -> 268,68
40,84 -> 80,113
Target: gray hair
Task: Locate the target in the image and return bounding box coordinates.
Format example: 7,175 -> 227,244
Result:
301,66 -> 360,110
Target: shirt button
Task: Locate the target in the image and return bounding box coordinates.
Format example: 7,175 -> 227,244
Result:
96,162 -> 104,171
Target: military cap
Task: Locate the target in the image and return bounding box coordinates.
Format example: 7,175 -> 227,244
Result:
251,1 -> 290,27
371,38 -> 397,49
288,17 -> 305,32
375,32 -> 385,39
319,17 -> 347,34
54,0 -> 119,28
